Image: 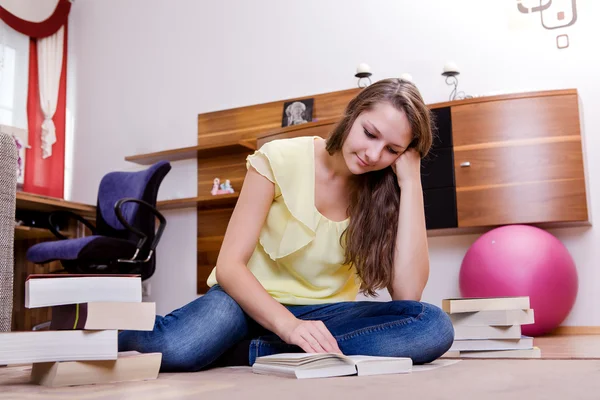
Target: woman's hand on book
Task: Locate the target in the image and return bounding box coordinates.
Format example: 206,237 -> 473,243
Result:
279,318 -> 342,354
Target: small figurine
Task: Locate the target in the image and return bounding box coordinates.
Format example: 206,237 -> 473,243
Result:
211,178 -> 235,195
222,179 -> 235,194
211,178 -> 221,195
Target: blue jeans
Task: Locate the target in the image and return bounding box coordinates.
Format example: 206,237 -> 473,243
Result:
119,285 -> 454,372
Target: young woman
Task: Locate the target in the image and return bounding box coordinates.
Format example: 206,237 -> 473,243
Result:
119,78 -> 455,372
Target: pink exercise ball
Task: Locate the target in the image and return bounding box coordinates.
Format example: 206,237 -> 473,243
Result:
459,225 -> 578,336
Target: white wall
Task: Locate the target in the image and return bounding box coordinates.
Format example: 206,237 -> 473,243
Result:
67,0 -> 600,322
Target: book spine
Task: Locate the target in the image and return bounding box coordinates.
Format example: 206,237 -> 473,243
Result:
50,304 -> 88,330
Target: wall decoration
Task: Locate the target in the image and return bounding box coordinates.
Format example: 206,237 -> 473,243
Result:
281,98 -> 313,127
516,0 -> 577,49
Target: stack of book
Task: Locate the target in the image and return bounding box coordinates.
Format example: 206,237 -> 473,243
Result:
0,274 -> 161,387
441,296 -> 541,358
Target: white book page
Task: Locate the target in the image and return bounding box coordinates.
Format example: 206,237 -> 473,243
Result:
348,355 -> 410,363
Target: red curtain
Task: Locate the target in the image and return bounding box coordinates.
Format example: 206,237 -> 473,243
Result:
0,0 -> 71,38
23,23 -> 68,198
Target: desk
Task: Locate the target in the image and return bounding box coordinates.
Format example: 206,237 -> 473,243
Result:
16,192 -> 96,218
13,192 -> 96,331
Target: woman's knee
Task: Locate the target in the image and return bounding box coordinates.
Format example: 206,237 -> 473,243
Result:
122,285 -> 250,372
161,287 -> 249,369
167,285 -> 247,331
412,303 -> 454,363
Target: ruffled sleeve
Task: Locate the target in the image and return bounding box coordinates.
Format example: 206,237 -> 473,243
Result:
249,137 -> 320,261
246,149 -> 282,198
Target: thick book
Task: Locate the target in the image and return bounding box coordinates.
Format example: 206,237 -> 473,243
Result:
50,302 -> 156,331
252,353 -> 412,379
450,309 -> 535,326
442,347 -> 541,359
442,297 -> 530,314
31,351 -> 161,387
0,330 -> 117,365
454,324 -> 522,340
449,336 -> 534,352
25,274 -> 142,308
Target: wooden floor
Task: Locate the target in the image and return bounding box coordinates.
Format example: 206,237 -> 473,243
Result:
1,334 -> 599,398
535,334 -> 600,358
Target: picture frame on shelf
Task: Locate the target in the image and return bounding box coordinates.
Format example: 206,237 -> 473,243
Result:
281,98 -> 314,127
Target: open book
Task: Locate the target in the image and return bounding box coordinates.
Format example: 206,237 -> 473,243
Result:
252,353 -> 412,379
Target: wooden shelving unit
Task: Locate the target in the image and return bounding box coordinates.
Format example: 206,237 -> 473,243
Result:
196,193 -> 239,209
124,118 -> 340,166
197,235 -> 225,252
124,140 -> 257,165
14,225 -> 71,241
157,193 -> 240,211
256,117 -> 338,142
156,197 -> 199,210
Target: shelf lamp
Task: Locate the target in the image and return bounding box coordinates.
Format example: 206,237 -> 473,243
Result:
441,62 -> 461,101
355,63 -> 372,88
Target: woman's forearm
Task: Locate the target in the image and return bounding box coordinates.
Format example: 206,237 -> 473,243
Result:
389,181 -> 430,301
216,263 -> 297,335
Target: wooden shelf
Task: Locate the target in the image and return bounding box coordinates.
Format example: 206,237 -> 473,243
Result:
16,192 -> 96,218
125,140 -> 257,165
157,193 -> 239,211
124,118 -> 342,166
261,117 -> 339,138
156,197 -> 199,210
428,88 -> 577,110
197,235 -> 224,252
14,225 -> 71,241
198,193 -> 239,209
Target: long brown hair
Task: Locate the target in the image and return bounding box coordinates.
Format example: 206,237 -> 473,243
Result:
326,78 -> 434,296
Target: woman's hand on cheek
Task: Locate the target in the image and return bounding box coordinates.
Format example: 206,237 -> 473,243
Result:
392,148 -> 422,188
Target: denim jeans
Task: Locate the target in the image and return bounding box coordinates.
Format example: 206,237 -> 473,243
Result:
118,285 -> 455,372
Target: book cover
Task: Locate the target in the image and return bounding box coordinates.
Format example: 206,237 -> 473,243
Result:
448,336 -> 534,352
50,302 -> 155,331
442,297 -> 530,314
31,351 -> 161,387
25,275 -> 142,308
454,324 -> 522,340
0,330 -> 118,365
450,309 -> 535,326
26,274 -> 140,280
442,347 -> 542,359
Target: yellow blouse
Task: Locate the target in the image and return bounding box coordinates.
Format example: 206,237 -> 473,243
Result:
206,136 -> 360,305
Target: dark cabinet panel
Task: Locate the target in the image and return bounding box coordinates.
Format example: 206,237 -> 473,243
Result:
421,147 -> 455,190
422,187 -> 458,230
430,107 -> 452,149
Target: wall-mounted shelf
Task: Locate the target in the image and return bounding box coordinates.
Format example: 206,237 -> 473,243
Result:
263,117 -> 339,137
157,193 -> 239,211
156,197 -> 199,210
124,118 -> 342,166
125,140 -> 257,165
14,225 -> 71,241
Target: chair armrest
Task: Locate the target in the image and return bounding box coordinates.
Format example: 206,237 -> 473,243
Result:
48,210 -> 97,240
114,198 -> 167,261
